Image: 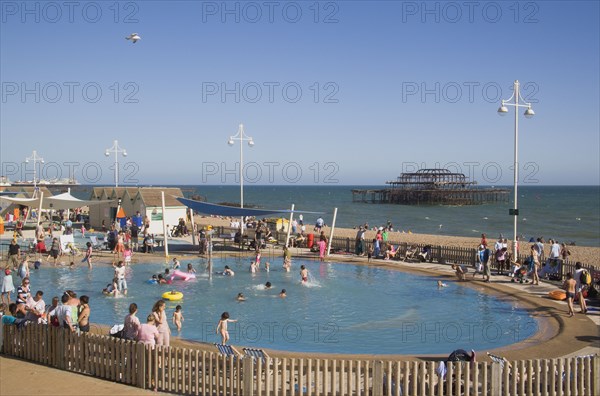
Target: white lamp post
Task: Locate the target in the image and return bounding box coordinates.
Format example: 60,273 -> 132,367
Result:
498,80 -> 535,257
228,124 -> 255,231
105,140 -> 127,187
25,150 -> 44,190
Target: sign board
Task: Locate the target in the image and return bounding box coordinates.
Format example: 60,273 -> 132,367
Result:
151,210 -> 163,221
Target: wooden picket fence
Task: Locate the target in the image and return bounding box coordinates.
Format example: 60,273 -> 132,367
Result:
2,323 -> 598,395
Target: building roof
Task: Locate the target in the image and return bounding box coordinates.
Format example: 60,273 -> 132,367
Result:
90,187 -> 185,207
0,186 -> 53,198
138,188 -> 185,207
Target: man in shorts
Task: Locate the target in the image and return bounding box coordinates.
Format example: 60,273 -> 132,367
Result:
7,239 -> 20,269
48,238 -> 60,265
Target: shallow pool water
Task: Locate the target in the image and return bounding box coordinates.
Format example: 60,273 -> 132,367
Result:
22,257 -> 538,354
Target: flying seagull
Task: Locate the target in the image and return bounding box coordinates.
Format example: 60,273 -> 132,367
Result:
126,33 -> 141,43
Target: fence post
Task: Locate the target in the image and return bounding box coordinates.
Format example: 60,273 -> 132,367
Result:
373,360 -> 384,396
242,356 -> 254,396
54,328 -> 62,370
490,361 -> 501,395
593,355 -> 599,395
136,342 -> 146,389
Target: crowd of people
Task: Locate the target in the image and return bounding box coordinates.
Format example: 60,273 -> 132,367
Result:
0,276 -> 91,335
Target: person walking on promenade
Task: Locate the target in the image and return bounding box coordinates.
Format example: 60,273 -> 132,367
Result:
531,245 -> 540,285
563,273 -> 576,317
574,262 -> 588,314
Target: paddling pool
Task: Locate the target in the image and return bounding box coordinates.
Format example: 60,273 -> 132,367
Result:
22,257 -> 538,355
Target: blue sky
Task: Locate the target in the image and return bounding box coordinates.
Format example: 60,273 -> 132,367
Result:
1,1 -> 599,186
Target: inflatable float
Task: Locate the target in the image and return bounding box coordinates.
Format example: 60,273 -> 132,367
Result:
162,291 -> 183,301
548,290 -> 567,301
171,270 -> 196,281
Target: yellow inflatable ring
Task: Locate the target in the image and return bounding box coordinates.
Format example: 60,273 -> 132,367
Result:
162,291 -> 183,301
548,290 -> 566,301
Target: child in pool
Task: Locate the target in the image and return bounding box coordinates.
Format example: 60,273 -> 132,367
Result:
437,280 -> 448,288
279,289 -> 287,298
187,263 -> 196,273
148,275 -> 159,284
82,242 -> 93,269
17,259 -> 29,280
223,266 -> 235,276
172,258 -> 181,269
103,278 -> 120,297
300,265 -> 308,283
172,305 -> 184,331
255,249 -> 261,267
265,282 -> 272,289
216,312 -> 237,344
250,261 -> 257,273
265,262 -> 270,272
236,293 -> 246,301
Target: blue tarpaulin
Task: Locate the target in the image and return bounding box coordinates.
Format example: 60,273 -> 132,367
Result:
176,197 -> 324,217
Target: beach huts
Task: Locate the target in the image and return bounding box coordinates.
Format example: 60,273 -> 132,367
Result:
88,187 -> 186,234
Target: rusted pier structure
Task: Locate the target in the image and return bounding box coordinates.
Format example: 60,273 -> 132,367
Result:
352,169 -> 509,205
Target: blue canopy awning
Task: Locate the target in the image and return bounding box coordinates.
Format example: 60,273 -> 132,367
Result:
177,197 -> 324,217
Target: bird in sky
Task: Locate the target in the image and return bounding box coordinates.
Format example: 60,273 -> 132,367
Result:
126,33 -> 141,43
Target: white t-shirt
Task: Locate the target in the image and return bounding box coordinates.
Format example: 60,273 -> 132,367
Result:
550,243 -> 560,258
55,305 -> 72,327
494,241 -> 503,251
115,266 -> 126,280
25,298 -> 46,322
574,268 -> 584,291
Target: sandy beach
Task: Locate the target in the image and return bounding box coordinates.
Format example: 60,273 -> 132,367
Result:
193,215 -> 600,265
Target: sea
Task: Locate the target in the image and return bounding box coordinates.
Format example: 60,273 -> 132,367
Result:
69,185 -> 599,248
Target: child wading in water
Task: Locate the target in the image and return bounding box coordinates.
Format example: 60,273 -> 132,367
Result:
172,305 -> 184,331
300,265 -> 308,283
82,242 -> 93,268
216,312 -> 237,344
255,249 -> 261,268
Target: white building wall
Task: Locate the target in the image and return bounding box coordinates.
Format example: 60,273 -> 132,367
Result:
144,207 -> 187,235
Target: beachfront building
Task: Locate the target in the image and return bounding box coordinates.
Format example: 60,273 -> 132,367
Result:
88,187 -> 186,234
